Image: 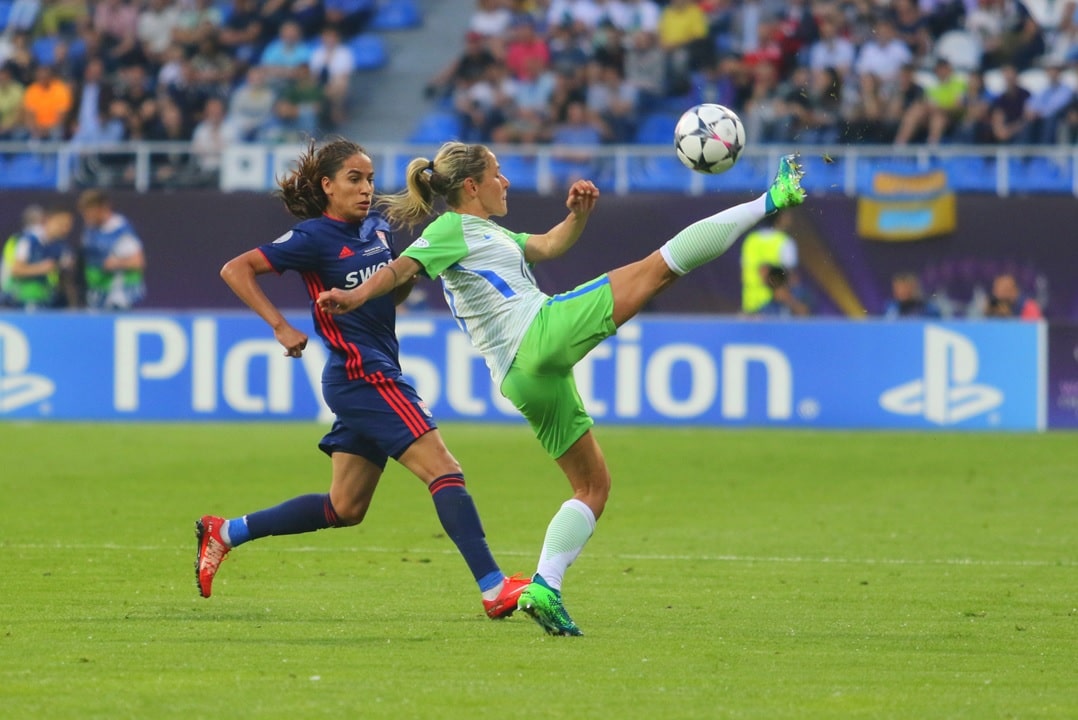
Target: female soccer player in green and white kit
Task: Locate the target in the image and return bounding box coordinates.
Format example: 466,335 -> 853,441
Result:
318,142 -> 806,636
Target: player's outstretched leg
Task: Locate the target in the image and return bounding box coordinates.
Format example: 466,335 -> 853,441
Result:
517,574 -> 583,636
195,515 -> 231,598
659,153 -> 806,276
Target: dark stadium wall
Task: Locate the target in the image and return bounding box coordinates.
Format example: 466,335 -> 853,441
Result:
2,191 -> 1076,319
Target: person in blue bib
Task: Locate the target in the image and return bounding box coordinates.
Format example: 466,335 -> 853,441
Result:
195,138 -> 527,620
317,141 -> 807,635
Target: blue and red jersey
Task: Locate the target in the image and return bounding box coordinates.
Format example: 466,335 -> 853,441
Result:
258,211 -> 399,384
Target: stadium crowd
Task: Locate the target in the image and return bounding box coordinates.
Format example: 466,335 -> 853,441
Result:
0,0 -> 375,186
426,0 -> 1078,147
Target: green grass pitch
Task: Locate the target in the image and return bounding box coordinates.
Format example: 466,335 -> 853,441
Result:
1,423 -> 1076,719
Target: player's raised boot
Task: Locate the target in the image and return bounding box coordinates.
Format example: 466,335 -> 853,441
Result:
483,573 -> 531,619
195,515 -> 231,598
517,576 -> 583,636
766,153 -> 806,212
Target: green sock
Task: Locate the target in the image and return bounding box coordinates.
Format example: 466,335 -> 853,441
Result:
534,499 -> 596,591
660,195 -> 768,275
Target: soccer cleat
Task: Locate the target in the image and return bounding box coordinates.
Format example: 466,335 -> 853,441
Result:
195,515 -> 231,598
767,153 -> 807,211
517,580 -> 583,636
483,573 -> 530,619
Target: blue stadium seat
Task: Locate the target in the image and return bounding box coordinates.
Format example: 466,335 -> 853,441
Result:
497,154 -> 538,191
370,0 -> 422,30
349,34 -> 387,70
634,113 -> 679,144
941,156 -> 997,192
0,154 -> 57,188
628,156 -> 689,191
1007,156 -> 1073,194
798,155 -> 845,194
32,36 -> 61,66
408,111 -> 461,143
0,1 -> 11,31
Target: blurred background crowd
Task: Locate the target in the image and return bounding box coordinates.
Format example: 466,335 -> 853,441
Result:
418,0 -> 1078,148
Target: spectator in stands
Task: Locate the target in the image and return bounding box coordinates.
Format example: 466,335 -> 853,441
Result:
884,272 -> 942,318
2,205 -> 76,311
149,99 -> 199,187
228,65 -> 276,141
984,272 -> 1042,319
658,0 -> 711,95
470,0 -> 514,38
260,20 -> 313,89
136,0 -> 181,69
841,71 -> 892,143
622,0 -> 661,34
546,18 -> 590,73
454,60 -> 515,142
424,31 -> 497,102
584,61 -> 638,143
953,69 -> 995,142
70,58 -> 115,143
774,65 -> 844,144
4,0 -> 42,36
162,52 -> 210,130
505,15 -> 550,81
172,0 -> 223,52
1057,0 -> 1078,63
77,189 -> 145,310
752,266 -> 813,317
892,0 -> 932,61
265,63 -> 325,141
309,26 -> 355,129
547,64 -> 587,124
973,0 -> 1045,71
878,63 -> 926,143
1063,94 -> 1078,143
21,63 -> 72,140
854,16 -> 913,85
1019,61 -> 1075,143
808,12 -> 856,80
3,31 -> 36,86
623,30 -> 664,111
741,60 -> 783,143
190,35 -> 236,98
988,63 -> 1031,142
191,96 -> 240,185
325,0 -> 376,38
217,0 -> 265,67
0,63 -> 26,140
94,0 -> 141,70
37,0 -> 89,39
894,57 -> 968,145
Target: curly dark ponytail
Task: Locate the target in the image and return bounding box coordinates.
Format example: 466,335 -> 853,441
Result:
275,137 -> 367,219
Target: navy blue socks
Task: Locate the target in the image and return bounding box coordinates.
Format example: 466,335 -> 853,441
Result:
228,493 -> 339,547
429,474 -> 502,592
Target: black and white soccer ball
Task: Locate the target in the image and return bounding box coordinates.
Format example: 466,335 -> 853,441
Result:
673,104 -> 746,175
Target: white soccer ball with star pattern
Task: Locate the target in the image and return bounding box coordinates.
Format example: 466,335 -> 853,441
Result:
673,104 -> 745,175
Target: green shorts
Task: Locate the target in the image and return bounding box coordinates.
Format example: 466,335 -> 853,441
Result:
500,275 -> 617,459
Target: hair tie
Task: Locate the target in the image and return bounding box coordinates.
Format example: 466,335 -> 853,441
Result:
426,161 -> 435,173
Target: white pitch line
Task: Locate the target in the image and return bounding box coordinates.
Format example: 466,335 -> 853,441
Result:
2,543 -> 1074,568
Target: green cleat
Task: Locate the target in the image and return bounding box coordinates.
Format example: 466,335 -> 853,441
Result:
766,153 -> 807,212
517,579 -> 583,637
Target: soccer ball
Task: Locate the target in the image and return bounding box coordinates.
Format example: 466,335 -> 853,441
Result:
674,104 -> 745,175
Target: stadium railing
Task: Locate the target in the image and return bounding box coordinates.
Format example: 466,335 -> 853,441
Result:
0,141 -> 1075,197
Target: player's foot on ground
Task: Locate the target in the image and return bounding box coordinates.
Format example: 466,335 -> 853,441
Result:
767,153 -> 806,211
195,515 -> 230,598
517,578 -> 583,636
483,573 -> 531,619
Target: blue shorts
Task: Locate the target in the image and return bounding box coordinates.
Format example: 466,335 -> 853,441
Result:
318,369 -> 436,469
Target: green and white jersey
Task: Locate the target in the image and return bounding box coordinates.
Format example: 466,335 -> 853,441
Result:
403,212 -> 548,385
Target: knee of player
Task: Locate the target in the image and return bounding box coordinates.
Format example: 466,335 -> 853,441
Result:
330,497 -> 371,526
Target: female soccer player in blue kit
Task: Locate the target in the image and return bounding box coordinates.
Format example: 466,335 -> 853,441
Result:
195,138 -> 528,619
317,141 -> 806,636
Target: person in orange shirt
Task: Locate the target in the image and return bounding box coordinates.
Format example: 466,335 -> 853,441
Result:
21,65 -> 73,140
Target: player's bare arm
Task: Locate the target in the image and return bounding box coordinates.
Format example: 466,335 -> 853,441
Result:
221,248 -> 308,357
523,180 -> 599,263
318,255 -> 422,314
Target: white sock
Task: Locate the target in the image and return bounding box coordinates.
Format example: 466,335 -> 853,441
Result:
660,194 -> 768,275
481,579 -> 504,602
535,498 -> 597,591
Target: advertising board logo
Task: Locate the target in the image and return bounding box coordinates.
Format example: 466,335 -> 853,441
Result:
0,321 -> 55,413
879,325 -> 1003,425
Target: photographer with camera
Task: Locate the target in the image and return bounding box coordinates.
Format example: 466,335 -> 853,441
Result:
740,213 -> 811,317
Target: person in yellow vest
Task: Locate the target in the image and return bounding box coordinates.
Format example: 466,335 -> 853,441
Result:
741,211 -> 798,314
1,205 -> 45,306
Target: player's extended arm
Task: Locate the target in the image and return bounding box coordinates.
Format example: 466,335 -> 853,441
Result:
524,179 -> 599,263
220,249 -> 308,358
318,255 -> 423,315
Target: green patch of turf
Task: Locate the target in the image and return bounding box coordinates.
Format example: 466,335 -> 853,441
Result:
1,424 -> 1076,719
